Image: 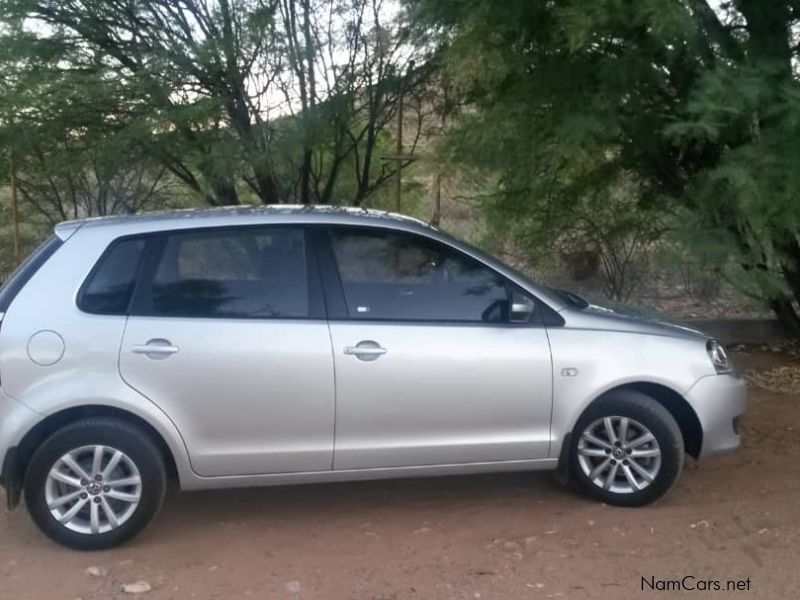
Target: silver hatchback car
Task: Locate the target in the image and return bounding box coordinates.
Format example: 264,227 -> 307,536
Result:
0,207 -> 746,549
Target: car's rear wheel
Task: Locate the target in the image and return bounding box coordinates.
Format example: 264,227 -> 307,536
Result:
570,391 -> 684,506
24,418 -> 166,550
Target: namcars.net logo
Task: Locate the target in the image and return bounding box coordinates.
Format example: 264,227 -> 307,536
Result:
642,576 -> 752,592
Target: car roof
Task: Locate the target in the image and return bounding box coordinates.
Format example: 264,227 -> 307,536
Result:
54,205 -> 432,239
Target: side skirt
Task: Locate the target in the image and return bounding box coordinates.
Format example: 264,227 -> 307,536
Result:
180,458 -> 559,491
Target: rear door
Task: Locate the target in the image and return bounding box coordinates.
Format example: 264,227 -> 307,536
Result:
318,226 -> 554,470
119,226 -> 335,477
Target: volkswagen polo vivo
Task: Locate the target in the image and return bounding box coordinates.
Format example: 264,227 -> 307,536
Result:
0,207 -> 746,549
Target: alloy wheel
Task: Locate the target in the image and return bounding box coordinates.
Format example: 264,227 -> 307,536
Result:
576,416 -> 662,494
45,445 -> 142,534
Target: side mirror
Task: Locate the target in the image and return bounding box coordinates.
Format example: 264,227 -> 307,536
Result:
510,293 -> 536,323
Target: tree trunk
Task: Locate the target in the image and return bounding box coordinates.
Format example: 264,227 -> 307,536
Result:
253,168 -> 280,204
430,102 -> 447,226
430,172 -> 442,226
769,296 -> 800,337
300,0 -> 316,205
210,177 -> 239,206
778,237 -> 800,306
736,0 -> 793,79
300,150 -> 313,205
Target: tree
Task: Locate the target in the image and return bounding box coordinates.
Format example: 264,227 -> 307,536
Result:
409,0 -> 800,332
0,32 -> 181,225
269,0 -> 429,204
486,172 -> 664,302
0,0 -> 429,208
0,186 -> 47,283
1,114 -> 177,224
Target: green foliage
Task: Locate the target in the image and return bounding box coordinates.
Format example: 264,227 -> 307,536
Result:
0,0 -> 431,210
411,0 -> 800,329
0,187 -> 50,282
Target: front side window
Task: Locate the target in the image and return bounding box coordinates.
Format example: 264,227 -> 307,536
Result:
79,238 -> 145,315
144,227 -> 309,318
329,228 -> 527,323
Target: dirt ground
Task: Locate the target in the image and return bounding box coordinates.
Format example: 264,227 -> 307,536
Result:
1,351 -> 798,600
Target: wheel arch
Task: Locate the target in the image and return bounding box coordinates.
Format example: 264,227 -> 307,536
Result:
613,382 -> 703,459
7,405 -> 180,509
557,381 -> 703,480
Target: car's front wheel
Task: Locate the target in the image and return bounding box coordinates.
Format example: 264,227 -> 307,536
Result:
24,417 -> 166,550
570,391 -> 684,506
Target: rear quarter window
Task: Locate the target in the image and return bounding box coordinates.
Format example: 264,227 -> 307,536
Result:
78,238 -> 146,315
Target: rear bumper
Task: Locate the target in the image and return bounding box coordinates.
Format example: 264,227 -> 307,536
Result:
0,388 -> 41,508
1,446 -> 20,509
686,372 -> 747,458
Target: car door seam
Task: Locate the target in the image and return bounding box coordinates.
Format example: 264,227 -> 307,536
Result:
117,314 -> 195,473
544,325 -> 556,459
326,320 -> 339,471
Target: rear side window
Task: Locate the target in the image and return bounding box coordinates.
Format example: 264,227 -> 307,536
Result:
79,239 -> 146,315
0,235 -> 63,315
141,227 -> 310,319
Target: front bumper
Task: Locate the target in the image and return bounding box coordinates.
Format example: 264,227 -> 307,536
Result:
686,372 -> 747,458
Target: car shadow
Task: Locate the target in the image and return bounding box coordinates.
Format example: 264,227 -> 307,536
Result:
142,470 -> 586,543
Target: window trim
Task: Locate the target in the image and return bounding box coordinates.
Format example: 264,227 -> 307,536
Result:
127,224 -> 327,321
316,225 -> 553,327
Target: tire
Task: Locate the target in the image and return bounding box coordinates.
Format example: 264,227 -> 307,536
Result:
570,390 -> 684,507
24,417 -> 166,550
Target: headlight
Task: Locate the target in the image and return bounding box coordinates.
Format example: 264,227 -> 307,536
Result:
706,339 -> 733,374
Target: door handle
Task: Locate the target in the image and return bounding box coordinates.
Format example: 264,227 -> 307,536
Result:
343,341 -> 387,361
344,346 -> 387,356
132,339 -> 179,359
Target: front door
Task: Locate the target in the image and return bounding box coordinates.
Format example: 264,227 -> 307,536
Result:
119,225 -> 335,477
320,226 -> 553,470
